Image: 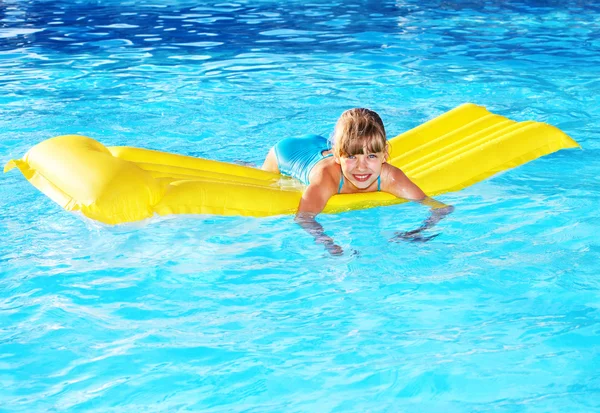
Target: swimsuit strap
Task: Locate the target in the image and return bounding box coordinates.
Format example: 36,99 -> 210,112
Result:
377,175 -> 381,191
338,173 -> 344,194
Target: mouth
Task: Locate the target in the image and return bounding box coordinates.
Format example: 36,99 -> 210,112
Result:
352,174 -> 372,183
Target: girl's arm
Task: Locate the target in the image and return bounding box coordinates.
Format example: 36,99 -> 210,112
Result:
295,176 -> 342,255
382,164 -> 454,240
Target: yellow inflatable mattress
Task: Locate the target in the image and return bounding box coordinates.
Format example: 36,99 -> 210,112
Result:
5,103 -> 579,225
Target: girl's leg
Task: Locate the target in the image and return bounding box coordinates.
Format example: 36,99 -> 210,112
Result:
261,147 -> 280,173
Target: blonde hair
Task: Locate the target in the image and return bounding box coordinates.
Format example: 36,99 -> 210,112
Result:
332,108 -> 387,157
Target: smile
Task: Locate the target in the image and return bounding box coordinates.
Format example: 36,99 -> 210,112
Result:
353,174 -> 372,182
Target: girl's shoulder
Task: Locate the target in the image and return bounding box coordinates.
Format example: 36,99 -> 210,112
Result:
380,163 -> 426,199
308,157 -> 340,187
380,163 -> 407,190
381,162 -> 403,179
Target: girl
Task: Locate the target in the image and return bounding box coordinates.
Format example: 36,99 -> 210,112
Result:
262,108 -> 454,255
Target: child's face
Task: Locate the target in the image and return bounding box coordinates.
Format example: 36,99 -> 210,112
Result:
335,149 -> 386,190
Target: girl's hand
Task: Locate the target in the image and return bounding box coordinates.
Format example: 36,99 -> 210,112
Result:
392,229 -> 440,243
325,242 -> 344,256
425,205 -> 454,226
318,236 -> 344,256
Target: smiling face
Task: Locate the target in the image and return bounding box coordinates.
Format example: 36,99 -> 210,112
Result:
332,108 -> 388,190
335,150 -> 387,190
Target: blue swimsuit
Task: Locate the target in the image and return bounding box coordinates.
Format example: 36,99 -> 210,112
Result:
274,134 -> 332,185
274,134 -> 381,192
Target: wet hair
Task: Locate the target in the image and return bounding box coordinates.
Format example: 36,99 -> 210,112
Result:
332,108 -> 388,158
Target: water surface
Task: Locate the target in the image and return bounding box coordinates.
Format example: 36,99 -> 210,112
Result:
1,1 -> 599,412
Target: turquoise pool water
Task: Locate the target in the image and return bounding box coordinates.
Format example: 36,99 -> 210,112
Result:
1,1 -> 599,411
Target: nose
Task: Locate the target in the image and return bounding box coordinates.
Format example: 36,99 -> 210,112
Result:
358,155 -> 368,169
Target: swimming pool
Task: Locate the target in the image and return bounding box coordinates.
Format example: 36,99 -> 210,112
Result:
1,0 -> 599,411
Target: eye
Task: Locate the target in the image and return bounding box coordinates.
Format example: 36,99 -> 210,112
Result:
368,154 -> 377,159
347,155 -> 356,159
